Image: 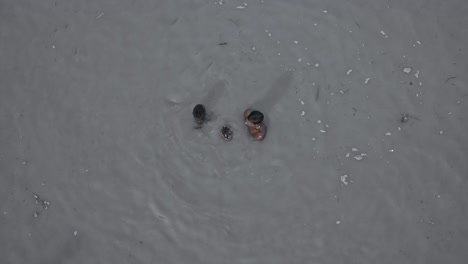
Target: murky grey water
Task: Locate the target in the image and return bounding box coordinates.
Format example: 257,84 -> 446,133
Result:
1,0 -> 468,263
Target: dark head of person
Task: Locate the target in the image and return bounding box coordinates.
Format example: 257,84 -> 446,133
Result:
247,110 -> 264,125
192,104 -> 206,123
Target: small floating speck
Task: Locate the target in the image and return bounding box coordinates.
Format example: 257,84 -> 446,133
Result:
301,111 -> 305,116
317,120 -> 322,123
403,68 -> 411,74
298,58 -> 302,62
252,46 -> 256,51
398,127 -> 401,131
364,78 -> 370,84
294,40 -> 299,44
323,10 -> 328,13
385,132 -> 391,136
352,148 -> 358,152
320,130 -> 326,133
73,231 -> 78,236
346,69 -> 353,75
439,130 -> 444,135
360,153 -> 367,157
389,149 -> 394,152
345,153 -> 350,157
336,220 -> 341,224
277,53 -> 281,55
354,155 -> 363,161
236,5 -> 245,9
437,194 -> 441,198
417,40 -> 422,45
415,70 -> 420,78
312,137 -> 316,141
419,82 -> 422,86
52,45 -> 56,49
315,63 -> 319,67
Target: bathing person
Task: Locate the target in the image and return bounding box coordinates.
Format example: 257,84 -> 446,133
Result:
244,109 -> 267,141
221,125 -> 233,141
192,104 -> 207,126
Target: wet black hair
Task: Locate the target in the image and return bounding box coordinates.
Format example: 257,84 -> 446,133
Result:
248,110 -> 264,124
192,104 -> 206,122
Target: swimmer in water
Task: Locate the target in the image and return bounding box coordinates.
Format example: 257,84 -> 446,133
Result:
244,109 -> 267,141
192,104 -> 207,127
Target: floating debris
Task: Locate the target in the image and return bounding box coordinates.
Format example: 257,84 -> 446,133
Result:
403,68 -> 412,74
401,114 -> 409,123
33,193 -> 50,210
317,120 -> 322,124
389,149 -> 394,152
336,220 -> 341,225
352,148 -> 358,152
354,155 -> 363,161
294,40 -> 299,44
323,10 -> 328,13
315,63 -> 319,67
298,58 -> 302,62
340,175 -> 349,185
301,111 -> 305,116
73,231 -> 78,236
345,153 -> 350,158
320,130 -> 326,133
346,69 -> 353,75
385,132 -> 391,136
439,130 -> 444,135
415,70 -> 420,78
364,78 -> 371,84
